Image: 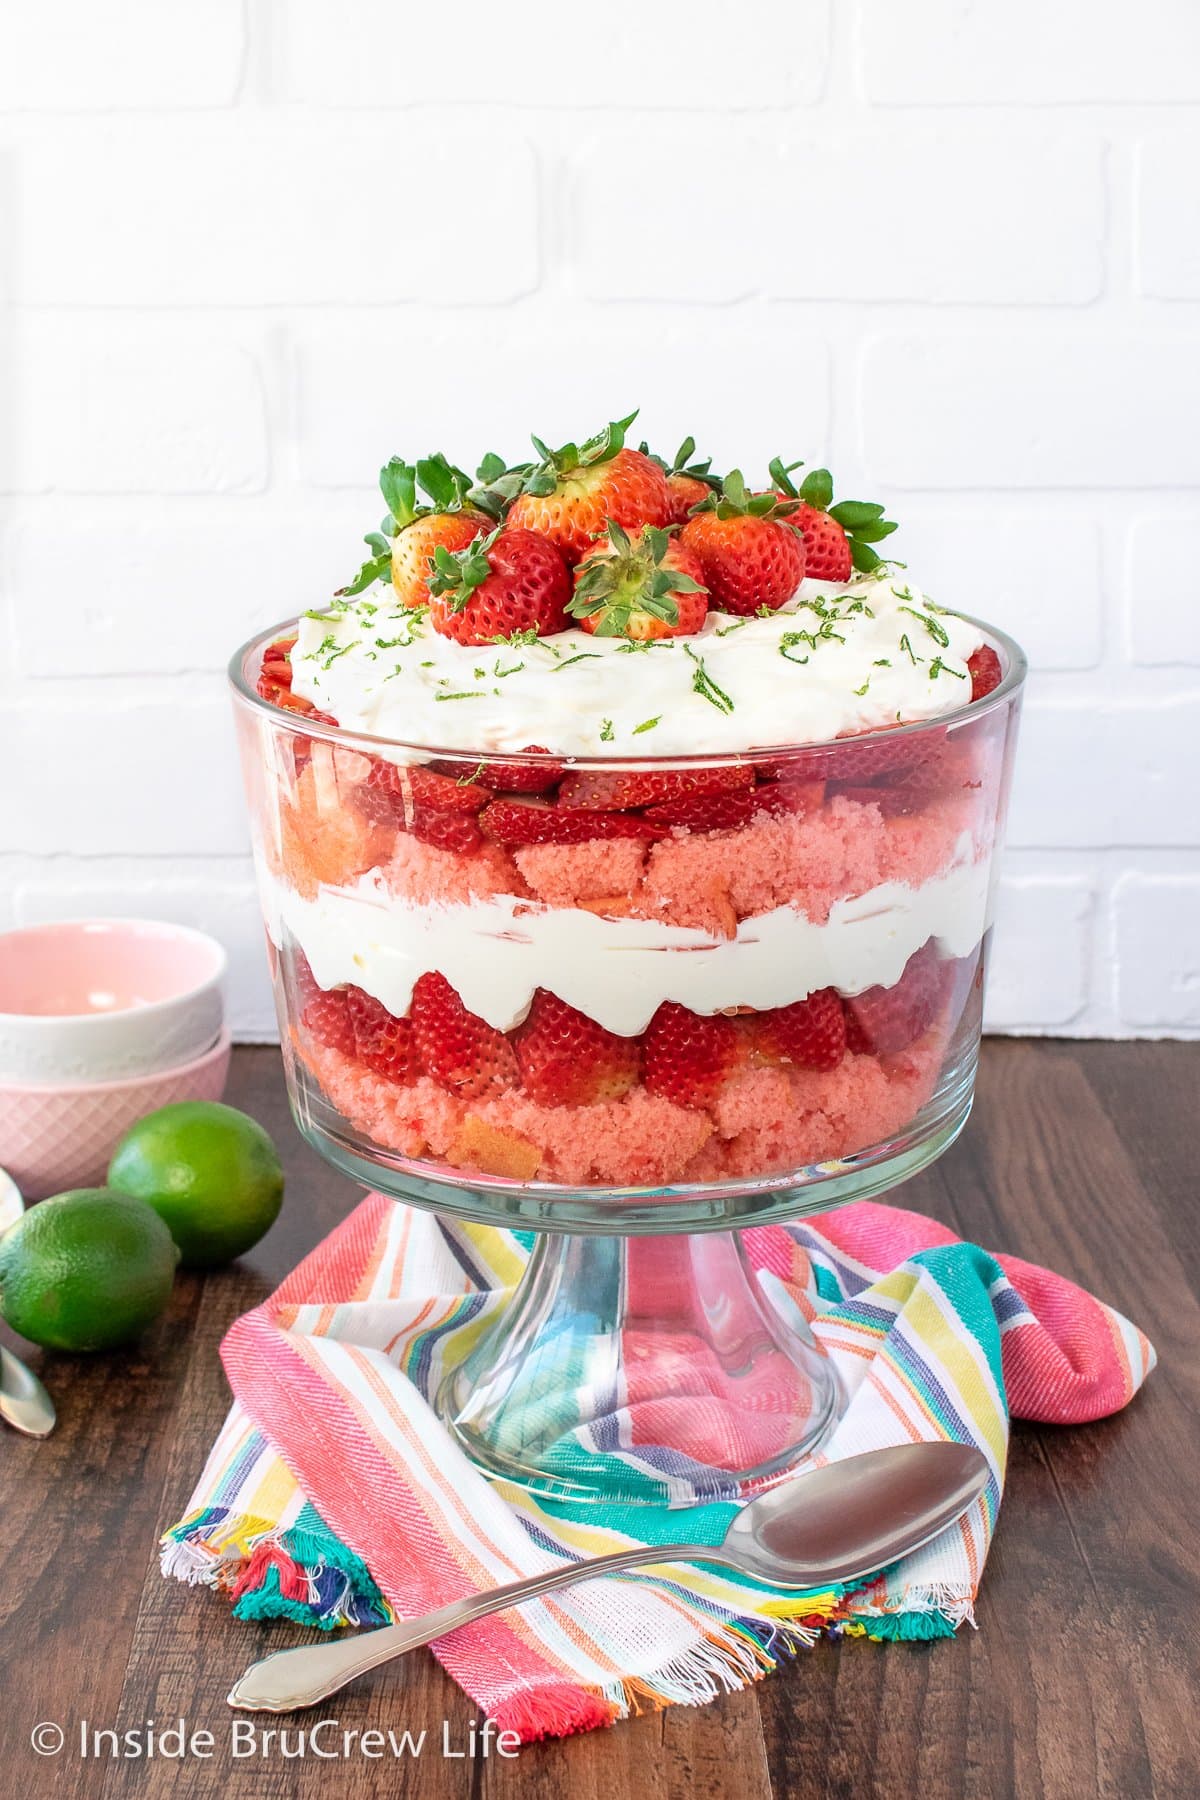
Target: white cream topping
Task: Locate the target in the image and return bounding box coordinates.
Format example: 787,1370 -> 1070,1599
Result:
268,849 -> 993,1038
288,571 -> 988,758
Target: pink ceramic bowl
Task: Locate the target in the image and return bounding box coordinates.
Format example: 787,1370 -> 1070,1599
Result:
0,1030 -> 232,1201
0,919 -> 226,1085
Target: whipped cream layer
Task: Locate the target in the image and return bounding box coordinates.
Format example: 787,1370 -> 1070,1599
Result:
289,572 -> 989,758
267,849 -> 993,1038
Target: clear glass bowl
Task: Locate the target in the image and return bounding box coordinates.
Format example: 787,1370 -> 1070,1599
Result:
232,618 -> 1024,1233
230,617 -> 1025,1503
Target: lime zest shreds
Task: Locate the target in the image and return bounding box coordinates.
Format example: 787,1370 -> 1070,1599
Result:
684,644 -> 734,714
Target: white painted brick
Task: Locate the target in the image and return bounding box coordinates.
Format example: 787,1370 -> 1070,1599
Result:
279,0 -> 829,108
875,508 -> 1103,672
1,697 -> 248,858
17,122 -> 538,306
861,334 -> 1200,490
0,3 -> 244,109
14,865 -> 276,1038
1114,875 -> 1200,1028
5,503 -> 367,678
1007,698 -> 1200,850
1138,127 -> 1200,298
1126,515 -> 1200,667
985,877 -> 1094,1030
571,126 -> 1104,304
0,321 -> 268,495
861,0 -> 1200,104
294,319 -> 831,490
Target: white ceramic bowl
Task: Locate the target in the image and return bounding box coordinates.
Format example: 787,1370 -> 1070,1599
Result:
0,919 -> 227,1085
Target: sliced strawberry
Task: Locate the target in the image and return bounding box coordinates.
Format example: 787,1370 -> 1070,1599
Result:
843,943 -> 949,1056
290,947 -> 322,1010
410,971 -> 518,1099
353,759 -> 488,852
356,760 -> 489,817
759,736 -> 926,785
642,1002 -> 744,1109
429,749 -> 564,795
968,645 -> 1003,701
256,637 -> 338,726
557,764 -> 753,811
514,990 -> 640,1106
345,987 -> 419,1083
302,988 -> 357,1058
644,780 -> 823,832
479,797 -> 668,847
869,739 -> 982,814
751,989 -> 845,1071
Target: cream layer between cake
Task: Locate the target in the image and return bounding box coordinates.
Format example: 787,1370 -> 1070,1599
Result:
264,843 -> 991,1038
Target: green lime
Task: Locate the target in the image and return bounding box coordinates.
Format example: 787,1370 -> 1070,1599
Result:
0,1188 -> 179,1351
107,1100 -> 284,1270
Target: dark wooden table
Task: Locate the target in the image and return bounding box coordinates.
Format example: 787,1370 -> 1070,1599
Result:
3,1041 -> 1198,1800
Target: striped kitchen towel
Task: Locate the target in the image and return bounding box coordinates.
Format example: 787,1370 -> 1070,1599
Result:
163,1194 -> 1153,1741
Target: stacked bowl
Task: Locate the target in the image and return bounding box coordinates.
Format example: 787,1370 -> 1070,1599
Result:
0,920 -> 230,1200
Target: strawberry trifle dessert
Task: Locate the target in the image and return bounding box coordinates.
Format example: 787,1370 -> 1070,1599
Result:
234,415 -> 1023,1208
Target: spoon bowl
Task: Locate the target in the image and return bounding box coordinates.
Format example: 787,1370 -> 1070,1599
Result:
722,1441 -> 989,1586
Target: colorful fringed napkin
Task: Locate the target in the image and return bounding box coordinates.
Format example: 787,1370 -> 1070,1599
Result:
163,1195 -> 1154,1741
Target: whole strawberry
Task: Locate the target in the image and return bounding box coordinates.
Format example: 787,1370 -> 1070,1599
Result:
507,413 -> 671,566
569,522 -> 708,641
769,460 -> 898,583
679,470 -> 806,614
339,453 -> 490,608
427,526 -> 570,646
642,436 -> 721,526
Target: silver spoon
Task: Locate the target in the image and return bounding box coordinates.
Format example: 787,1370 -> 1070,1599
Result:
0,1173 -> 52,1438
0,1343 -> 56,1438
228,1441 -> 988,1713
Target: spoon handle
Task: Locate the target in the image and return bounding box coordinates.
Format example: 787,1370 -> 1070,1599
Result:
228,1542 -> 705,1713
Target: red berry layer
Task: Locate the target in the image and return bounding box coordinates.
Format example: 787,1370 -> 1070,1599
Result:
291,942 -> 978,1189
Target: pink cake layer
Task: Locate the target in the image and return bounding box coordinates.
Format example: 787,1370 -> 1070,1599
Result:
298,1026 -> 948,1188
310,788 -> 988,934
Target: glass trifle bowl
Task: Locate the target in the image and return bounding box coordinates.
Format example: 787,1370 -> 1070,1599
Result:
230,581 -> 1024,1506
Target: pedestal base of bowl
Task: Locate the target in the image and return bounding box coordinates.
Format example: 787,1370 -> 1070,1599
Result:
288,1069 -> 977,1503
433,1229 -> 840,1507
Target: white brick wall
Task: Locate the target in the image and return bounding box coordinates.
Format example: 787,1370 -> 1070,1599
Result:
1,4 -> 1196,1040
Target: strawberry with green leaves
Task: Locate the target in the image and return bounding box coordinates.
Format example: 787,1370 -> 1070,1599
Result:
339,453 -> 491,608
507,413 -> 671,566
568,522 -> 709,641
426,526 -> 570,647
769,460 -> 898,582
678,470 -> 806,614
642,436 -> 722,525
